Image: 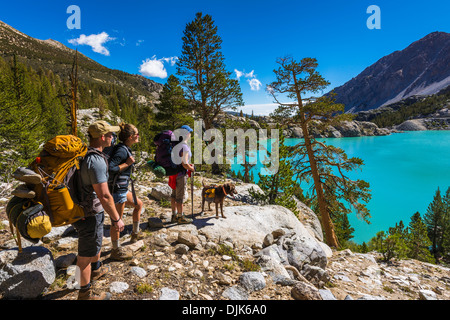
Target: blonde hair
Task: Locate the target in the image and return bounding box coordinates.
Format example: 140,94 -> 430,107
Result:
118,123 -> 138,142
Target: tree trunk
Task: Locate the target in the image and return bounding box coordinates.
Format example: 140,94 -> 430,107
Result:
204,119 -> 222,175
293,75 -> 339,248
299,117 -> 339,247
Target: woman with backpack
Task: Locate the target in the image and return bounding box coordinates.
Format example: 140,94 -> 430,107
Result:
108,123 -> 144,261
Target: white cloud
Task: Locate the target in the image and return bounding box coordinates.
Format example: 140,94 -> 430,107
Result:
139,55 -> 179,79
136,40 -> 145,46
235,69 -> 244,80
162,57 -> 178,66
245,70 -> 255,78
68,32 -> 115,56
248,78 -> 262,91
235,69 -> 262,91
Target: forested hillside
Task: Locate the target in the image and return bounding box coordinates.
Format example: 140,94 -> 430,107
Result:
0,54 -> 159,177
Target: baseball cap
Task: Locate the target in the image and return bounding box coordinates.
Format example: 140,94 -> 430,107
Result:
88,121 -> 121,138
180,125 -> 193,133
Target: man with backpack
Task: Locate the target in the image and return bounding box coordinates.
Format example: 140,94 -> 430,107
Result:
170,125 -> 195,224
74,120 -> 125,300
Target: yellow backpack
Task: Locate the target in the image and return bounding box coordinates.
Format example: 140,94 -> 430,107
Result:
7,135 -> 106,251
29,135 -> 88,227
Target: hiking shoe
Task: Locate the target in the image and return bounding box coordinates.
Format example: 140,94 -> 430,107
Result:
13,167 -> 42,185
171,214 -> 179,223
177,214 -> 193,225
110,247 -> 133,261
12,184 -> 35,199
91,264 -> 110,282
130,232 -> 144,244
77,288 -> 111,300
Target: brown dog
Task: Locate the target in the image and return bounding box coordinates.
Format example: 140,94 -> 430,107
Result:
201,180 -> 237,219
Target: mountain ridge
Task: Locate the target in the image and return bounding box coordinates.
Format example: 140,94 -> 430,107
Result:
331,31 -> 450,113
0,20 -> 163,106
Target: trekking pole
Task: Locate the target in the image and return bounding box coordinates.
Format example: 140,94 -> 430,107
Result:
191,170 -> 194,220
128,150 -> 138,206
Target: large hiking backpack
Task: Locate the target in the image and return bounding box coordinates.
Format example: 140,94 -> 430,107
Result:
6,135 -> 106,251
154,130 -> 178,168
148,130 -> 185,177
6,196 -> 52,249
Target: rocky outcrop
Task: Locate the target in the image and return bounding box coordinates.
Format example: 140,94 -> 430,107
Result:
170,205 -> 325,250
283,120 -> 392,138
395,119 -> 428,131
326,249 -> 450,300
395,117 -> 450,131
334,121 -> 392,137
0,246 -> 56,299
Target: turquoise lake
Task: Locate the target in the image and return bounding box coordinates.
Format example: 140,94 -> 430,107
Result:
231,131 -> 450,244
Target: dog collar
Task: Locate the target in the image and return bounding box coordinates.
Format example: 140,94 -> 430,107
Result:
222,185 -> 236,199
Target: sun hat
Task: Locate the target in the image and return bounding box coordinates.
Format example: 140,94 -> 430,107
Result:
88,121 -> 121,139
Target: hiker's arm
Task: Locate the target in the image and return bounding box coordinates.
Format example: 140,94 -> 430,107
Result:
118,157 -> 134,172
181,151 -> 194,172
92,182 -> 125,232
109,148 -> 134,173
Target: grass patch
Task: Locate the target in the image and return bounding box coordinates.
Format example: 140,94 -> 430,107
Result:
135,282 -> 153,294
158,198 -> 171,208
210,243 -> 260,272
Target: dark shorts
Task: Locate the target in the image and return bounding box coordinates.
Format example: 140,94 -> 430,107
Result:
73,212 -> 105,257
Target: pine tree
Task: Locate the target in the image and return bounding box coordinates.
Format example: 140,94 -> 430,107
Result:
407,212 -> 434,263
37,69 -> 66,138
373,226 -> 408,262
176,12 -> 243,130
176,12 -> 243,174
441,187 -> 450,260
154,75 -> 192,131
267,56 -> 371,248
0,56 -> 43,163
424,187 -> 446,261
333,209 -> 355,243
256,129 -> 298,214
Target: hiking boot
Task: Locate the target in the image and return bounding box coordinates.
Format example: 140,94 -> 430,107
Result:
77,288 -> 111,300
177,214 -> 193,225
91,264 -> 110,282
12,184 -> 36,199
130,232 -> 144,244
110,247 -> 133,261
171,214 -> 179,223
13,167 -> 42,185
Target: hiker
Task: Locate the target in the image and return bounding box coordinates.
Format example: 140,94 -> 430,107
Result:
108,123 -> 144,261
170,125 -> 195,224
73,120 -> 125,300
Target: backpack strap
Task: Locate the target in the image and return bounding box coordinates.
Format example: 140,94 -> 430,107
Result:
107,143 -> 133,194
70,148 -> 109,217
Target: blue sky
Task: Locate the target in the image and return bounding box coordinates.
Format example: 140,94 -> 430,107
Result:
1,0 -> 449,115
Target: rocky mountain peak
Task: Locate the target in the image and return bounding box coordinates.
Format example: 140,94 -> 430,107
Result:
332,31 -> 450,113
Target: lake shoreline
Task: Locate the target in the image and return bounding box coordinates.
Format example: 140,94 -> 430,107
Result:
232,130 -> 450,244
